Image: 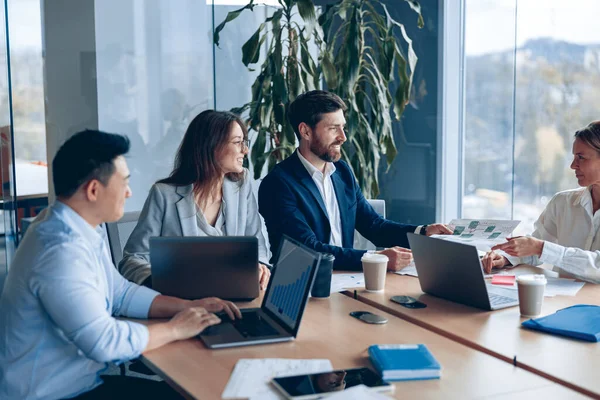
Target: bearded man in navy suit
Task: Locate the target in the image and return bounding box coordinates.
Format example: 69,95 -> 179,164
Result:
258,90 -> 452,271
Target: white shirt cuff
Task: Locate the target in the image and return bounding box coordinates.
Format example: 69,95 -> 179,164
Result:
415,225 -> 423,234
539,240 -> 564,267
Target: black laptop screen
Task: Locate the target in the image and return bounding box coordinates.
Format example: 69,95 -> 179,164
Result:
264,238 -> 320,332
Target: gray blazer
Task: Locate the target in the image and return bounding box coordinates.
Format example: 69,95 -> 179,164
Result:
119,174 -> 270,284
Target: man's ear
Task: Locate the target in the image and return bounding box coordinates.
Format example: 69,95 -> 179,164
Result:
298,122 -> 311,141
84,179 -> 101,202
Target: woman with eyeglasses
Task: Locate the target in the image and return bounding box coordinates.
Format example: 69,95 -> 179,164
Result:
119,110 -> 270,289
482,121 -> 600,283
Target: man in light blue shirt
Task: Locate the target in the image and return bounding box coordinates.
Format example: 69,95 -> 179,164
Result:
0,130 -> 241,400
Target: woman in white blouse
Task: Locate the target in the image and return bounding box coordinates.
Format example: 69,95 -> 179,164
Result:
482,121 -> 600,283
119,110 -> 270,288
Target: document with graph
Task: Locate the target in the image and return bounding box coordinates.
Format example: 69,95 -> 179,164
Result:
431,219 -> 521,250
396,219 -> 520,278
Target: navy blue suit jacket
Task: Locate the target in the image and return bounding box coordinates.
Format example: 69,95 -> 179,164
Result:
258,151 -> 418,270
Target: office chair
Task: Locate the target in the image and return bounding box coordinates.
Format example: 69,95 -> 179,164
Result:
105,211 -> 141,266
105,212 -> 157,377
353,199 -> 386,251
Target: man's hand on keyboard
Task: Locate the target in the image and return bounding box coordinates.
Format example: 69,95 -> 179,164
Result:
189,297 -> 242,321
168,307 -> 222,340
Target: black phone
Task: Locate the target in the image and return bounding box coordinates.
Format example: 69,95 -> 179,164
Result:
390,295 -> 427,309
349,311 -> 388,324
272,367 -> 393,399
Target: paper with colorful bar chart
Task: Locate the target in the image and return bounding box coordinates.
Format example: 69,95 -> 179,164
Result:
430,218 -> 521,251
396,218 -> 520,278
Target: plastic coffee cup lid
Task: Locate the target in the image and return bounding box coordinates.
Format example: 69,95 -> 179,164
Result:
361,253 -> 389,263
516,274 -> 547,285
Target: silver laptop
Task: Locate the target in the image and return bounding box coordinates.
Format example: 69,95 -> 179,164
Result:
150,236 -> 259,301
199,236 -> 322,349
407,233 -> 518,311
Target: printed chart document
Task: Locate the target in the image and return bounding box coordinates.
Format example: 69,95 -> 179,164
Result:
431,219 -> 521,251
330,273 -> 365,293
222,358 -> 333,400
492,277 -> 585,297
395,219 -> 518,278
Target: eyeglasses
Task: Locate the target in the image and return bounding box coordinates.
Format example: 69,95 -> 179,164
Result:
231,139 -> 250,150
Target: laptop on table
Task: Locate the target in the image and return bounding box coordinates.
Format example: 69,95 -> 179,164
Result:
199,235 -> 322,349
407,233 -> 518,311
150,236 -> 259,301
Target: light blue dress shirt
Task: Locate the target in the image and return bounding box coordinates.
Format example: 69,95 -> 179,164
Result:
0,202 -> 160,400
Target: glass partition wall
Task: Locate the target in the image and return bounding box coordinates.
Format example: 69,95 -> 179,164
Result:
0,0 -> 21,291
1,0 -> 443,291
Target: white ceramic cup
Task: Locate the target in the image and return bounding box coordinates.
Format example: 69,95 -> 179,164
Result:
361,253 -> 389,292
516,274 -> 547,318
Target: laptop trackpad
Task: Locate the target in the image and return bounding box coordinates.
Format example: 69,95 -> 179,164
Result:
200,322 -> 244,340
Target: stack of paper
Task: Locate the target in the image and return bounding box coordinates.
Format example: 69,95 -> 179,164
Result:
330,273 -> 365,293
394,262 -> 418,277
491,277 -> 585,297
222,358 -> 333,400
325,384 -> 394,399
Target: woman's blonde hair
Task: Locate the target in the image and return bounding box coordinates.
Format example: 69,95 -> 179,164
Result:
574,121 -> 600,153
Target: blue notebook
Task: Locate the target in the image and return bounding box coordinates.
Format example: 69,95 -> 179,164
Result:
368,344 -> 441,381
521,305 -> 600,342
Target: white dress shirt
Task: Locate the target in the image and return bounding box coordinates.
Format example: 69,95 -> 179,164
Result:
505,187 -> 600,283
297,150 -> 343,247
0,202 -> 160,400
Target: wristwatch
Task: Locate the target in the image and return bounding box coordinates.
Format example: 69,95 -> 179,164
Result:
420,224 -> 429,236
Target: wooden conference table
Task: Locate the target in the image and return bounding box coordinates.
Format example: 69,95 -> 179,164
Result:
348,266 -> 600,398
141,293 -> 584,399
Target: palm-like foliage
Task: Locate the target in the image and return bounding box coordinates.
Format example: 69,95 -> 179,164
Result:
214,0 -> 423,197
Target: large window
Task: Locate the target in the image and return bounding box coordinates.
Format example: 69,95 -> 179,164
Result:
462,0 -> 600,235
6,0 -> 47,197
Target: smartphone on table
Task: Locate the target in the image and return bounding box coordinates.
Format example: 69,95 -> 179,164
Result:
271,367 -> 393,399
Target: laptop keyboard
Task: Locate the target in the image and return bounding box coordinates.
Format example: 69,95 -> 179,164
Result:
489,293 -> 517,307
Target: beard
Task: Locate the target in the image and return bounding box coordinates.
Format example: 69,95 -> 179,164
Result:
311,138 -> 343,163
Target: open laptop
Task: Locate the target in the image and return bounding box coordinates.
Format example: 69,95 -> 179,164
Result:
407,233 -> 519,311
150,236 -> 259,301
199,235 -> 322,349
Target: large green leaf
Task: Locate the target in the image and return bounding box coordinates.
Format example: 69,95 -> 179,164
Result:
336,6 -> 361,94
215,0 -> 424,198
402,0 -> 425,28
321,50 -> 337,90
382,133 -> 397,168
251,128 -> 268,178
299,33 -> 320,89
242,23 -> 264,66
296,0 -> 317,30
393,49 -> 410,119
317,4 -> 337,43
214,1 -> 255,47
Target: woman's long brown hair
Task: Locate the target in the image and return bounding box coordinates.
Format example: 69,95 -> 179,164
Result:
158,110 -> 247,204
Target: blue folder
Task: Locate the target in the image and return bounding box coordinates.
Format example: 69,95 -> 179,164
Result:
521,305 -> 600,342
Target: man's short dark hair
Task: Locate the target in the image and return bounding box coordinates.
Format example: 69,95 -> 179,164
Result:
52,130 -> 130,198
288,90 -> 347,140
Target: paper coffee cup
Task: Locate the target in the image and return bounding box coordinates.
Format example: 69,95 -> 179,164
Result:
361,253 -> 389,292
516,274 -> 547,318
